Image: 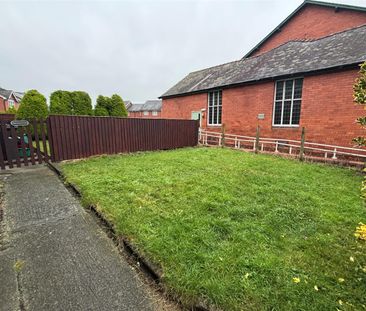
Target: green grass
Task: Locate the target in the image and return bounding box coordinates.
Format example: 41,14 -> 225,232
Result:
61,147 -> 366,310
32,140 -> 50,155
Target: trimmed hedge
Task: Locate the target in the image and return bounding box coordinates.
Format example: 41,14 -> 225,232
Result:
94,94 -> 127,117
50,90 -> 93,116
16,90 -> 48,120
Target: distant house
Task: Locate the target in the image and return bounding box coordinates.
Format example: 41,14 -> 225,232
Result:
160,0 -> 366,147
127,100 -> 162,118
124,100 -> 132,110
0,87 -> 23,112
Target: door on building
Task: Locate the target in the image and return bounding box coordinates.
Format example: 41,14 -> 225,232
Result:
191,111 -> 202,128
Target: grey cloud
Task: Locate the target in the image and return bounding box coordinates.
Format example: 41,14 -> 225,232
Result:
1,0 -> 365,104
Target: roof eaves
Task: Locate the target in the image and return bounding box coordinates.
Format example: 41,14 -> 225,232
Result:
160,62 -> 360,99
242,0 -> 366,59
7,91 -> 14,101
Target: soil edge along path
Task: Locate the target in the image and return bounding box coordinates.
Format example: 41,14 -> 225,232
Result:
0,165 -> 166,311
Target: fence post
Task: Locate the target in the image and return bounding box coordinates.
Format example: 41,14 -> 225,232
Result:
299,127 -> 306,161
255,125 -> 260,154
332,148 -> 337,160
198,126 -> 201,145
46,117 -> 56,162
221,124 -> 226,148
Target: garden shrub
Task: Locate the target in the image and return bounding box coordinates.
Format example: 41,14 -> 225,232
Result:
50,90 -> 93,116
94,94 -> 127,117
94,95 -> 110,116
353,61 -> 366,145
16,90 -> 48,136
110,94 -> 127,117
50,90 -> 72,115
70,91 -> 93,116
7,106 -> 17,114
16,90 -> 48,121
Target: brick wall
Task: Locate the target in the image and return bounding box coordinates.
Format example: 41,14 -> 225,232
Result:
0,98 -> 6,112
161,93 -> 208,126
162,69 -> 365,147
251,4 -> 366,57
0,94 -> 20,112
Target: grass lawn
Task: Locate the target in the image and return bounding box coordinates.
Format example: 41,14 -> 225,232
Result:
61,147 -> 366,310
32,140 -> 50,155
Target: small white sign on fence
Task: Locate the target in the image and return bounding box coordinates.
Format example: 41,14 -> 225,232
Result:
10,120 -> 29,128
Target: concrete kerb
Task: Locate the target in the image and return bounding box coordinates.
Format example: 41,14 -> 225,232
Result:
47,162 -> 214,311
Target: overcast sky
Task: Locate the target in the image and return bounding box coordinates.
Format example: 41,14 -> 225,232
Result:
1,0 -> 365,104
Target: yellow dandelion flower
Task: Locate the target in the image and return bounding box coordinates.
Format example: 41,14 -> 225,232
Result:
354,223 -> 366,240
338,278 -> 345,283
349,256 -> 355,262
314,285 -> 319,291
292,277 -> 300,283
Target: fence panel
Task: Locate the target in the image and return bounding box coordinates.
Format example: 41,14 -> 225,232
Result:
0,114 -> 15,122
48,115 -> 199,162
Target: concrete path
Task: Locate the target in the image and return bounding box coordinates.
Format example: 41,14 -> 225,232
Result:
0,165 -> 169,311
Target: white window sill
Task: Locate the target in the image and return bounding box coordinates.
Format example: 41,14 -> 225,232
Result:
272,125 -> 300,128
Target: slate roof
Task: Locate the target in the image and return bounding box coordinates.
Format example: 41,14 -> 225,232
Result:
128,103 -> 144,112
13,91 -> 24,101
124,100 -> 132,109
127,100 -> 162,112
160,25 -> 366,99
143,100 -> 162,111
0,88 -> 24,101
0,88 -> 12,99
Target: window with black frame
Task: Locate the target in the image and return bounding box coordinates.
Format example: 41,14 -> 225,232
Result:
208,90 -> 222,126
273,78 -> 303,126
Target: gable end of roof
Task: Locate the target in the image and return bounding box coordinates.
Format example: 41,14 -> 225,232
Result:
243,0 -> 366,59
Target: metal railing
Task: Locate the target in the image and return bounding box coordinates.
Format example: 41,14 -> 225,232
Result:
199,128 -> 366,163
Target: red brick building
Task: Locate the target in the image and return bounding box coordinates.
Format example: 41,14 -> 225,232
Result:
0,88 -> 23,112
160,0 -> 366,147
127,100 -> 162,118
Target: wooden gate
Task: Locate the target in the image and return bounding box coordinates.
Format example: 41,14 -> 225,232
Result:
0,119 -> 50,170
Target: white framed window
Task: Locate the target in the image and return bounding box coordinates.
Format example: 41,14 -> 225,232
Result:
143,111 -> 149,116
152,111 -> 158,116
8,99 -> 15,108
273,78 -> 303,126
208,90 -> 222,126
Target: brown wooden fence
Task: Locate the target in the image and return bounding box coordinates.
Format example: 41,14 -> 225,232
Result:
0,114 -> 15,122
0,119 -> 49,169
47,115 -> 199,162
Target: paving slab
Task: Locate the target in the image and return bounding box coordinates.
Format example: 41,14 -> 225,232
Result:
0,165 -> 164,311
